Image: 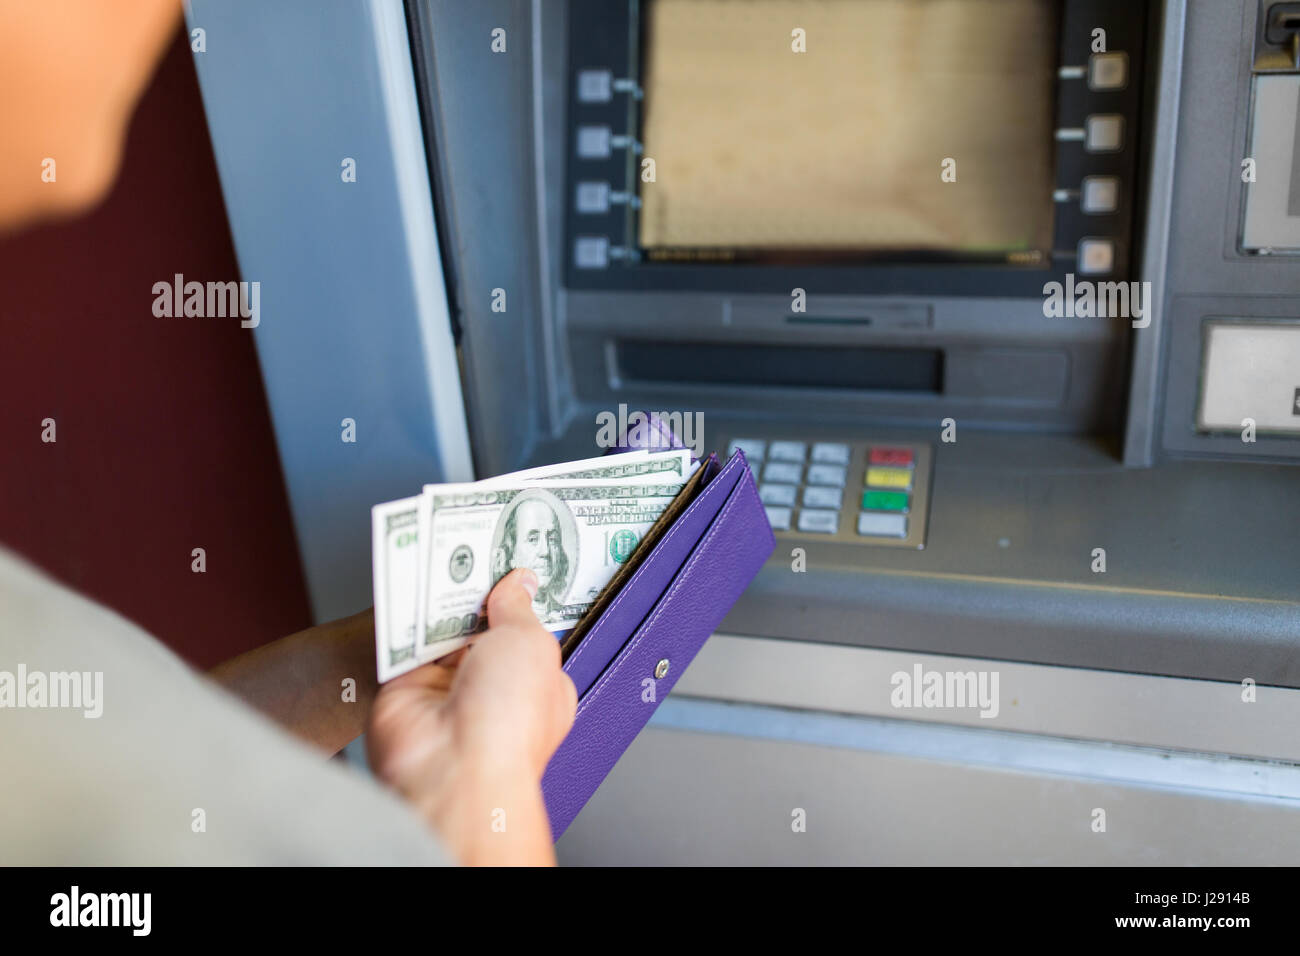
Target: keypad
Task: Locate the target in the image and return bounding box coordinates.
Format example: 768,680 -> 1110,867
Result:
730,437 -> 928,546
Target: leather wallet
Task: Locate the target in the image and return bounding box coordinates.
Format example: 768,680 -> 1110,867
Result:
540,448 -> 774,839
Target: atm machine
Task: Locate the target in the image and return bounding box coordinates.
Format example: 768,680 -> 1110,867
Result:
190,0 -> 1300,863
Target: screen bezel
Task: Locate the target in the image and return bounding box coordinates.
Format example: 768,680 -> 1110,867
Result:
563,0 -> 1150,297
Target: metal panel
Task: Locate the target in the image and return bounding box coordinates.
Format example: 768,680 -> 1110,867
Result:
187,0 -> 472,620
558,710 -> 1300,865
1123,0 -> 1186,465
1155,0 -> 1300,462
558,637 -> 1300,864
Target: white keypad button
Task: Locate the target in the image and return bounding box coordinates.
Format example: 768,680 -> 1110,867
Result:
1081,176 -> 1119,214
798,509 -> 840,534
763,462 -> 802,484
573,236 -> 609,269
576,125 -> 612,159
806,464 -> 847,487
1077,239 -> 1115,275
1085,114 -> 1124,152
768,441 -> 807,462
575,181 -> 610,214
858,512 -> 908,538
577,69 -> 613,102
759,483 -> 797,507
1088,52 -> 1128,91
811,442 -> 851,464
764,506 -> 792,532
803,486 -> 843,510
728,439 -> 766,461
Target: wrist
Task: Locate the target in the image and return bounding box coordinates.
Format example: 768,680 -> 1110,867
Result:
403,744 -> 555,866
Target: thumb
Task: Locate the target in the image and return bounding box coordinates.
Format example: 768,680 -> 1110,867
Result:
486,568 -> 543,631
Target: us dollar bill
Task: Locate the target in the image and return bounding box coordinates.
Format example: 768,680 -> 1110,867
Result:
479,449 -> 690,486
414,478 -> 685,662
375,450 -> 695,680
371,495 -> 421,683
413,450 -> 693,662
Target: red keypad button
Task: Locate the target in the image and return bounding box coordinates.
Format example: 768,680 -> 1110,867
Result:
869,446 -> 914,467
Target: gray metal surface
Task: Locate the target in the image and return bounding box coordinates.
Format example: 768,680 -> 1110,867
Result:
1156,0 -> 1300,462
557,711 -> 1300,865
680,636 -> 1300,762
411,0 -> 573,479
533,419 -> 1300,686
1122,0 -> 1185,466
187,0 -> 472,621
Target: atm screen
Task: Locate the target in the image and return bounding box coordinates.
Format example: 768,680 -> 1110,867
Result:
637,0 -> 1060,264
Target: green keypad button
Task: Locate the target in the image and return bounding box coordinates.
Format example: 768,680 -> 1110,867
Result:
861,490 -> 910,513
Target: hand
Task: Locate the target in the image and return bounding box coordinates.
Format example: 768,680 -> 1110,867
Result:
366,568 -> 577,865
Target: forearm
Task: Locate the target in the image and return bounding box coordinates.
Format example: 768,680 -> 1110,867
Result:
208,609 -> 378,754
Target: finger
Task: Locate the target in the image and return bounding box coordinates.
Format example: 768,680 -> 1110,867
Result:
486,568 -> 543,632
434,646 -> 469,669
555,670 -> 578,732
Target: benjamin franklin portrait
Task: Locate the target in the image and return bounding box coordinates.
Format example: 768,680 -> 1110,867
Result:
490,489 -> 577,616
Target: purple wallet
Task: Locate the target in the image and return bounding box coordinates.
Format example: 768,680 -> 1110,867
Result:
540,448 -> 774,839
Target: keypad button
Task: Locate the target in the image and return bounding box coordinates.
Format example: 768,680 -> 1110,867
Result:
866,466 -> 914,491
806,464 -> 847,487
869,446 -> 914,467
728,439 -> 766,461
573,236 -> 609,269
763,462 -> 802,484
760,483 -> 797,507
575,181 -> 611,214
768,440 -> 807,462
862,490 -> 910,513
797,509 -> 839,534
858,512 -> 908,538
803,486 -> 843,509
576,125 -> 612,159
764,506 -> 792,532
1088,52 -> 1128,91
811,442 -> 851,464
1077,239 -> 1115,275
577,69 -> 613,102
1081,176 -> 1119,214
1085,114 -> 1123,152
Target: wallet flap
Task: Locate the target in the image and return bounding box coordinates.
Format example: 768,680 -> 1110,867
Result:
542,451 -> 773,838
563,450 -> 746,699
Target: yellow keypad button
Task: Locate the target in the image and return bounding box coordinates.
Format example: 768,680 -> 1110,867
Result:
865,466 -> 913,491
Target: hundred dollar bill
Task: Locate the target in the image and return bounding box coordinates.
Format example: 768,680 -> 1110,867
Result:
375,451 -> 695,680
414,478 -> 686,662
371,495 -> 422,682
481,449 -> 692,486
411,450 -> 693,661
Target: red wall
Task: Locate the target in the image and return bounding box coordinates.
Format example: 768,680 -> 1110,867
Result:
0,28 -> 312,668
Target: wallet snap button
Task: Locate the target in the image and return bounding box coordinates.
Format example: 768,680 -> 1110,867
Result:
654,659 -> 670,679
